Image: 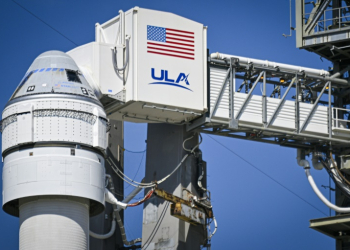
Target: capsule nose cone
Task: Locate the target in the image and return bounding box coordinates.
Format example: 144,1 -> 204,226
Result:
28,50 -> 79,73
9,50 -> 98,101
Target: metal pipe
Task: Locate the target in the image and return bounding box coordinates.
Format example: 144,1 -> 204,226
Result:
296,149 -> 310,168
114,205 -> 142,246
105,188 -> 127,209
89,220 -> 116,239
211,53 -> 330,76
297,150 -> 350,213
305,168 -> 350,213
305,74 -> 348,85
119,10 -> 125,45
312,152 -> 324,170
330,65 -> 350,78
116,178 -> 145,212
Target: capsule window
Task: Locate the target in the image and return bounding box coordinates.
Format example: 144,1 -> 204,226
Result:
27,85 -> 35,92
66,69 -> 81,83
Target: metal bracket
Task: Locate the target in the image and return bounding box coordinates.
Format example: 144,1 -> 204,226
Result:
108,89 -> 126,102
229,119 -> 239,129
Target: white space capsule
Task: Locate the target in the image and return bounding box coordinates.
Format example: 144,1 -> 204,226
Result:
2,51 -> 108,250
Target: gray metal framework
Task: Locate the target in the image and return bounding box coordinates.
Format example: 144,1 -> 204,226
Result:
296,0 -> 350,63
188,57 -> 350,153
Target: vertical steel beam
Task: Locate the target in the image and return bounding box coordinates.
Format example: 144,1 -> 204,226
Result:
329,81 -> 332,138
262,71 -> 267,125
229,58 -> 237,129
295,77 -> 300,133
295,0 -> 304,47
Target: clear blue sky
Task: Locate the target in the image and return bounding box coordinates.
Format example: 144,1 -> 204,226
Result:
0,0 -> 336,249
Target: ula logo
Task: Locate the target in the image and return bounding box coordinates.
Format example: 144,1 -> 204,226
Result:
149,68 -> 192,91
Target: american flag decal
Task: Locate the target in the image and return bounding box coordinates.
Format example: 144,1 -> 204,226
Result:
147,25 -> 195,60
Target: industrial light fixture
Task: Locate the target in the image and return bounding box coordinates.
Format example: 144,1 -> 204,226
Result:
280,78 -> 285,83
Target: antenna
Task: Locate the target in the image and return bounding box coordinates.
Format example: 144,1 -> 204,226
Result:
283,0 -> 295,37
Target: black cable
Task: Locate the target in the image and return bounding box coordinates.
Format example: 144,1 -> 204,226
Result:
320,158 -> 350,200
142,202 -> 170,249
125,150 -> 146,190
124,149 -> 147,153
206,134 -> 328,216
11,0 -> 78,46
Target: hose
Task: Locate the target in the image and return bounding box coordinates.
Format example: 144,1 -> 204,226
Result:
112,38 -> 129,72
321,158 -> 350,199
114,205 -> 142,246
208,217 -> 217,239
196,149 -> 211,199
89,220 -> 116,239
105,188 -> 128,209
330,151 -> 350,187
305,168 -> 350,213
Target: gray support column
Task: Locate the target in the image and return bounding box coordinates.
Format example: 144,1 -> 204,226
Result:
142,124 -> 206,250
90,120 -> 125,250
295,0 -> 303,48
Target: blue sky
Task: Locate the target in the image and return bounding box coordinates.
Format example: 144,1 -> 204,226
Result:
0,0 -> 336,249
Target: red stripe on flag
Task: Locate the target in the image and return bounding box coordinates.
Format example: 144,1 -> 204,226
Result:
147,51 -> 194,60
147,46 -> 195,56
166,41 -> 194,47
166,28 -> 194,35
147,42 -> 194,51
166,37 -> 194,43
166,32 -> 194,39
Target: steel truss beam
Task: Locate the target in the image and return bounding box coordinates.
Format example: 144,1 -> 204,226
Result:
187,57 -> 350,152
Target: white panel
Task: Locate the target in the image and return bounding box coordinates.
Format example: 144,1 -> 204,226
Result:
136,8 -> 205,111
92,107 -> 107,150
3,147 -> 105,207
37,159 -> 65,182
68,42 -> 123,96
3,164 -> 17,189
90,164 -> 103,189
69,162 -> 90,185
18,162 -> 37,184
17,103 -> 33,145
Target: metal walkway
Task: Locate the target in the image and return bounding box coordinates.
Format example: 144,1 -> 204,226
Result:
188,53 -> 350,151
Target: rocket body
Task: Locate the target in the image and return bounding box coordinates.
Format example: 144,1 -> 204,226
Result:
2,51 -> 108,249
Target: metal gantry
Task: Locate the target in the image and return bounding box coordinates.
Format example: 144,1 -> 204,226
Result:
296,0 -> 350,64
188,55 -> 350,153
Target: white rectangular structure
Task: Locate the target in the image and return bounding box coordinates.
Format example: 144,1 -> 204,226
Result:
209,67 -> 350,139
68,7 -> 207,123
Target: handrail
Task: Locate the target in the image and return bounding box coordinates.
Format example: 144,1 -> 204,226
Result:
303,5 -> 350,34
332,107 -> 350,130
